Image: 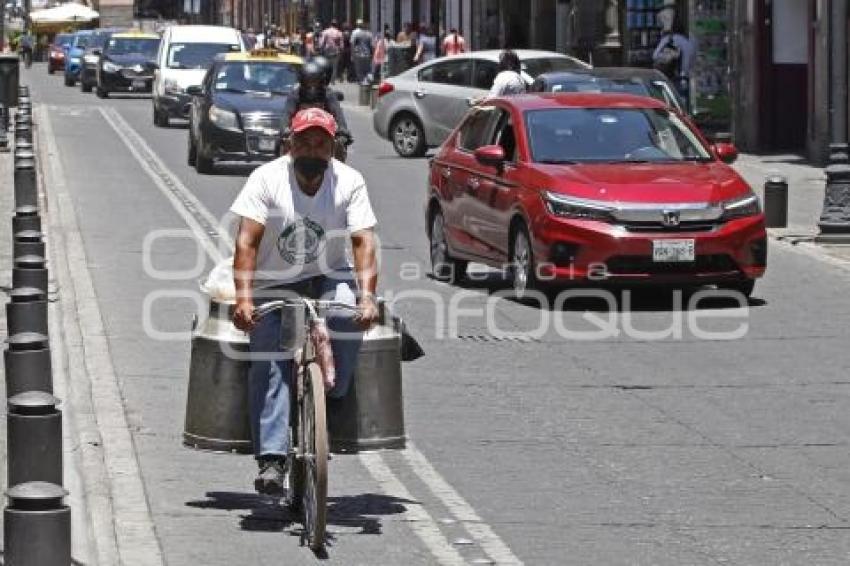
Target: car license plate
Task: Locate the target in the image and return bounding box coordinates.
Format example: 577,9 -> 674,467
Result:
132,79 -> 146,89
257,137 -> 276,151
652,239 -> 695,262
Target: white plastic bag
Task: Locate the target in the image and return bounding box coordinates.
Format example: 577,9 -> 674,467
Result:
200,256 -> 236,302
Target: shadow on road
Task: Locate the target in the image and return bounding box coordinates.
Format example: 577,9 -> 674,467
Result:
185,491 -> 415,547
431,272 -> 767,313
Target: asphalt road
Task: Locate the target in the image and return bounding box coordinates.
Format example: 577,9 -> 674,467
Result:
22,63 -> 850,565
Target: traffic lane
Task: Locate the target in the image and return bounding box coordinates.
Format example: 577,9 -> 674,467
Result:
31,98 -> 442,564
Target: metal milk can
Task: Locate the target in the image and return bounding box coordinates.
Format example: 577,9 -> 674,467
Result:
183,294 -> 252,454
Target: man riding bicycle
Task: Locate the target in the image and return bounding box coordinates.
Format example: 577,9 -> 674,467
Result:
230,107 -> 379,495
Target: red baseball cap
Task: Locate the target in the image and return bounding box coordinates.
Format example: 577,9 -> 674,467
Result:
291,107 -> 337,138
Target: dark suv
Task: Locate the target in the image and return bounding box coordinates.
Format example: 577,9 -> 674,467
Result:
95,31 -> 160,98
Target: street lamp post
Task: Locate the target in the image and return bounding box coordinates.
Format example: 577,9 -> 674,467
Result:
817,0 -> 850,238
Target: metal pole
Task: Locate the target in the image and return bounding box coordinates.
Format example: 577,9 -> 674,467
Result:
817,0 -> 850,237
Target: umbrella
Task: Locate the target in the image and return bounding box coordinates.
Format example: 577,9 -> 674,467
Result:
29,3 -> 99,24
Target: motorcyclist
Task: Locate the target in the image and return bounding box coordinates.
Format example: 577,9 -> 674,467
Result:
280,56 -> 352,160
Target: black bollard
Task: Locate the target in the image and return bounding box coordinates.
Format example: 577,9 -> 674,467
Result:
13,205 -> 41,234
13,153 -> 37,209
13,230 -> 45,259
13,140 -> 33,156
4,332 -> 52,396
13,255 -> 48,293
764,175 -> 789,228
7,392 -> 63,487
6,287 -> 48,336
14,121 -> 32,144
4,482 -> 71,566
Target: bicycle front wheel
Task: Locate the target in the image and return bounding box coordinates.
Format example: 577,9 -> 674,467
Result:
302,362 -> 328,551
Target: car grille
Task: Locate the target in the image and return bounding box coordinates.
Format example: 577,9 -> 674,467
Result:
605,254 -> 739,275
241,112 -> 280,133
619,220 -> 722,233
120,67 -> 152,79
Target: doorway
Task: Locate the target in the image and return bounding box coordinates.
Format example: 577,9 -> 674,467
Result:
758,0 -> 810,151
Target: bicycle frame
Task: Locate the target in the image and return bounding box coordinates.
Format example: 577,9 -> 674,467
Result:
253,297 -> 357,551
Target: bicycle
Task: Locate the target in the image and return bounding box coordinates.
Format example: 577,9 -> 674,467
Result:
252,297 -> 359,551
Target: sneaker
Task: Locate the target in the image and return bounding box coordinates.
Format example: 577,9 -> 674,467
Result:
254,457 -> 287,496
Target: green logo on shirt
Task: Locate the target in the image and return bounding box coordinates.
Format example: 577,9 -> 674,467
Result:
277,217 -> 326,265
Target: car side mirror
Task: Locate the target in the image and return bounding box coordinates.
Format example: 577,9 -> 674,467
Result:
150,62 -> 159,70
713,142 -> 738,164
335,91 -> 344,101
186,85 -> 203,96
474,144 -> 506,171
91,48 -> 101,56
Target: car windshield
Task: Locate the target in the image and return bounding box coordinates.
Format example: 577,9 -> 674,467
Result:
90,31 -> 112,49
107,37 -> 160,57
525,107 -> 712,164
213,62 -> 299,94
167,42 -> 239,69
522,57 -> 586,78
54,33 -> 72,46
547,77 -> 649,96
74,34 -> 91,48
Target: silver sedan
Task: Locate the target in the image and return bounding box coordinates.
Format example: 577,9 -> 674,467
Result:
372,49 -> 590,158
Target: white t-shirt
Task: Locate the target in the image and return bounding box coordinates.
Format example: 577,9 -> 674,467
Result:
230,155 -> 377,285
488,70 -> 526,97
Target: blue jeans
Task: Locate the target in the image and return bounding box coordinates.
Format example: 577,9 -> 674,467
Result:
248,274 -> 363,458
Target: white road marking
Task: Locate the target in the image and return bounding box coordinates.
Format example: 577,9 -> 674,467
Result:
98,106 -> 231,263
404,443 -> 524,565
359,452 -> 467,565
38,105 -> 165,566
92,104 -> 523,564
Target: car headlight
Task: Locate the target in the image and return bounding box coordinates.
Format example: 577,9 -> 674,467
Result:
163,78 -> 183,95
102,60 -> 121,73
70,57 -> 81,63
542,191 -> 614,222
83,54 -> 99,64
721,193 -> 761,221
209,105 -> 239,130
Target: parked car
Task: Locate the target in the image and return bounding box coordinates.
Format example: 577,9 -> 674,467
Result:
187,50 -> 302,173
64,30 -> 94,86
152,25 -> 245,127
80,28 -> 124,93
47,32 -> 73,74
529,67 -> 686,115
94,31 -> 160,98
373,49 -> 590,158
426,93 -> 767,297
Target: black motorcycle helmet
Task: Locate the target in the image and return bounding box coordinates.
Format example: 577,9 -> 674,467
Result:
298,59 -> 328,102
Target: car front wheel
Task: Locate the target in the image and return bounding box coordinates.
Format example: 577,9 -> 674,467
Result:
153,104 -> 169,127
718,279 -> 755,298
187,130 -> 197,166
95,86 -> 108,98
81,80 -> 92,93
391,114 -> 426,158
64,74 -> 74,87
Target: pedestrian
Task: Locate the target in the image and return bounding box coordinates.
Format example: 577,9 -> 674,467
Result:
396,22 -> 411,44
291,27 -> 304,57
652,6 -> 695,110
230,107 -> 379,496
441,27 -> 466,56
413,23 -> 437,65
305,29 -> 316,57
19,29 -> 34,68
488,49 -> 526,97
351,19 -> 374,82
372,29 -> 391,83
319,20 -> 344,84
341,21 -> 354,82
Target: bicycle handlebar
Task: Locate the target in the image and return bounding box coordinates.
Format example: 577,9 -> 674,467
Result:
253,298 -> 360,321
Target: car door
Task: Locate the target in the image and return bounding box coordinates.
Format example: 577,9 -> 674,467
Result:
413,58 -> 477,144
191,67 -> 214,142
445,106 -> 503,260
471,107 -> 524,258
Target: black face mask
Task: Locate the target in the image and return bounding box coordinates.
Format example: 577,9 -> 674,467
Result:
293,156 -> 329,181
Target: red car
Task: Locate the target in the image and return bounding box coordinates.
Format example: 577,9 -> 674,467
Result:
47,33 -> 73,74
426,93 -> 766,297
